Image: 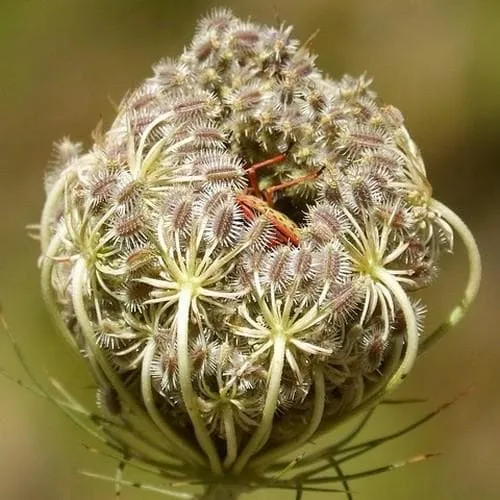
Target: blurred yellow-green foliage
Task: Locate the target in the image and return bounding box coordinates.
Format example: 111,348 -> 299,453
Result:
0,1 -> 498,499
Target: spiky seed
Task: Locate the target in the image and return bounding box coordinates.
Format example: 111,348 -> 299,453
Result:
358,319 -> 389,373
380,104 -> 405,129
163,192 -> 194,235
170,90 -> 220,122
288,245 -> 316,283
151,335 -> 179,393
241,216 -> 274,249
261,246 -> 292,290
111,210 -> 150,249
49,137 -> 82,169
306,203 -> 347,241
114,175 -> 146,214
205,199 -> 244,247
188,121 -> 227,148
222,83 -> 266,113
315,242 -> 350,283
197,7 -> 235,34
336,122 -> 392,157
196,152 -> 247,190
227,22 -> 261,53
151,58 -> 192,89
345,164 -> 383,212
189,333 -> 219,377
124,246 -> 159,274
87,167 -> 118,209
318,165 -> 351,205
282,51 -> 317,82
191,34 -> 219,62
44,137 -> 83,194
120,279 -> 153,312
328,280 -> 363,322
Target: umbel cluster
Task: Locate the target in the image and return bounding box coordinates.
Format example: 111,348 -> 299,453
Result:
39,8 -> 479,482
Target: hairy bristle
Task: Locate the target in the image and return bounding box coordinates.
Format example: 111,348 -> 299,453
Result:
223,83 -> 266,113
328,279 -> 362,323
358,320 -> 389,374
283,51 -> 317,81
241,216 -> 274,249
188,121 -> 228,148
189,333 -> 219,377
197,7 -> 235,34
50,136 -> 82,167
151,335 -> 179,393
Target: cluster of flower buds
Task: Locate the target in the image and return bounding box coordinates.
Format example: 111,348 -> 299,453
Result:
39,8 -> 480,496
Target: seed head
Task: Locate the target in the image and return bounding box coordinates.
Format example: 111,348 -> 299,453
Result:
38,7 -> 481,498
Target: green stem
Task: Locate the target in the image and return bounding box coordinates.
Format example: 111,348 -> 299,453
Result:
249,366 -> 326,471
421,198 -> 482,352
375,268 -> 419,392
40,229 -> 79,352
71,258 -> 206,467
222,406 -> 238,469
283,336 -> 404,473
80,470 -> 195,499
140,339 -> 208,467
40,167 -> 77,253
177,286 -> 223,474
3,300 -> 188,477
232,334 -> 287,474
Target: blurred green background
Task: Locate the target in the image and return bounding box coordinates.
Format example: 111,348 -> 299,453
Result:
0,1 -> 498,499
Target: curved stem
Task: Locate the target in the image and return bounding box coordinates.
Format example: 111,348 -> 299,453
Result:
3,298 -> 189,475
277,338 -> 403,473
293,200 -> 481,468
40,230 -> 80,352
177,286 -> 223,474
420,199 -> 482,353
40,167 -> 77,253
375,268 -> 418,392
249,366 -> 326,471
140,339 -> 207,467
71,258 -> 206,467
222,406 -> 238,470
232,334 -> 287,474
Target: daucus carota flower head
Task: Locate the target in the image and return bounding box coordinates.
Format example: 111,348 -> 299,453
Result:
38,8 -> 481,498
